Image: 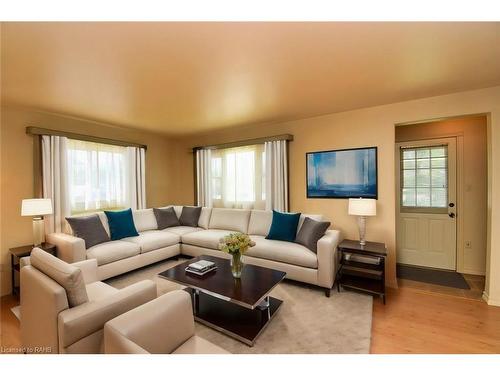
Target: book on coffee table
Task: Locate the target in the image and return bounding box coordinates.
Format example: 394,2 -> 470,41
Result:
185,259 -> 217,275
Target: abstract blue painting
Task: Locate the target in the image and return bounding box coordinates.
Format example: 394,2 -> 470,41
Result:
306,147 -> 377,198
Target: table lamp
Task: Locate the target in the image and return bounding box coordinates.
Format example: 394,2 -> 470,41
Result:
21,198 -> 53,246
348,198 -> 376,246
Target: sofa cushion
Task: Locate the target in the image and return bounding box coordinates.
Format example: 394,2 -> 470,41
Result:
209,208 -> 251,233
86,240 -> 141,266
30,247 -> 89,307
86,281 -> 117,302
246,235 -> 318,269
181,229 -> 236,250
66,214 -> 110,249
298,214 -> 323,233
198,207 -> 212,229
266,210 -> 301,242
295,217 -> 331,253
133,208 -> 158,232
164,226 -> 203,236
153,207 -> 180,229
248,210 -> 273,236
179,206 -> 202,227
122,230 -> 180,253
172,336 -> 229,354
170,206 -> 212,229
105,209 -> 140,240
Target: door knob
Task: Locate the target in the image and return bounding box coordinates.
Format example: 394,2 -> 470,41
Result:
448,213 -> 455,218
449,203 -> 455,208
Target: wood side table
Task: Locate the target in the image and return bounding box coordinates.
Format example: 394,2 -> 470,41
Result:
9,242 -> 56,297
336,239 -> 387,304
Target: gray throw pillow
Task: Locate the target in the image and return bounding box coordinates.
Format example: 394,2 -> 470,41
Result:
30,247 -> 89,307
295,217 -> 331,253
179,206 -> 202,227
153,207 -> 180,229
66,214 -> 110,249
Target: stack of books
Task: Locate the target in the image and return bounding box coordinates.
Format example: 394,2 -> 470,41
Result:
185,259 -> 217,275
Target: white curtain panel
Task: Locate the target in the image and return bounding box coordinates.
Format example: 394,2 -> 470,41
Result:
265,140 -> 289,212
196,148 -> 212,207
127,146 -> 146,210
42,135 -> 70,233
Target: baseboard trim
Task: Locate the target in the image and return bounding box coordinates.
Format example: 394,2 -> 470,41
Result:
482,290 -> 500,306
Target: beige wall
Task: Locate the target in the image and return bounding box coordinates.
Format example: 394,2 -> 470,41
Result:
0,106 -> 178,296
395,116 -> 488,275
172,86 -> 500,304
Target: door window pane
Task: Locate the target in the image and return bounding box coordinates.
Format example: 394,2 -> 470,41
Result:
431,188 -> 447,207
416,188 -> 431,206
403,150 -> 415,159
403,159 -> 415,169
431,148 -> 446,157
400,145 -> 448,209
431,157 -> 446,168
416,149 -> 430,158
416,169 -> 430,187
416,158 -> 430,169
402,188 -> 416,206
403,170 -> 415,187
431,169 -> 447,187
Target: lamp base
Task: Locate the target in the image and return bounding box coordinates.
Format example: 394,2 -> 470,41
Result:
357,216 -> 366,246
32,217 -> 45,247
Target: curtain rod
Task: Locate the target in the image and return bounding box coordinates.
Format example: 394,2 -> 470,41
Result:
26,126 -> 148,150
192,134 -> 293,151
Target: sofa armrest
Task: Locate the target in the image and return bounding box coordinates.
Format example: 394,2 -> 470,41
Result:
47,232 -> 86,263
316,229 -> 343,289
73,259 -> 98,284
103,327 -> 150,354
104,290 -> 195,354
58,280 -> 157,350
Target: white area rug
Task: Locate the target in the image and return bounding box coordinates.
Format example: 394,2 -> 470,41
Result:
106,258 -> 373,354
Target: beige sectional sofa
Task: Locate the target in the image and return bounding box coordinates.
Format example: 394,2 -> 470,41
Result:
47,206 -> 342,294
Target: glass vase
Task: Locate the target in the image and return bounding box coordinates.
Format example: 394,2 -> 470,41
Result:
230,252 -> 244,278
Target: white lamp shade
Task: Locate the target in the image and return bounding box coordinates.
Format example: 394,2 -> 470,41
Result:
348,198 -> 376,216
21,199 -> 53,216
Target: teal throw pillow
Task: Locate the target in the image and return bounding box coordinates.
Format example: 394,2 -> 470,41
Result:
265,210 -> 301,242
104,208 -> 139,241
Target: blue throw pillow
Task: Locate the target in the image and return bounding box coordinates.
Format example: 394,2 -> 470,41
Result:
104,208 -> 139,241
266,210 -> 301,242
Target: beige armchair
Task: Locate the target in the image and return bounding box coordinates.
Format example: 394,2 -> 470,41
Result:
20,248 -> 157,354
104,290 -> 229,354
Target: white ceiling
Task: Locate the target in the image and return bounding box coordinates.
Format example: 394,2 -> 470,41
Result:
1,22 -> 499,135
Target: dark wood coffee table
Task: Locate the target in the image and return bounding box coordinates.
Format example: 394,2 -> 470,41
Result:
158,255 -> 286,346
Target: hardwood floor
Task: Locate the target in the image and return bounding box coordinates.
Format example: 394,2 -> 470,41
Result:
397,273 -> 485,300
0,294 -> 21,352
2,284 -> 500,354
371,285 -> 500,353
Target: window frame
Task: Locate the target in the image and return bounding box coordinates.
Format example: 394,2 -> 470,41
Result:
66,139 -> 130,215
399,145 -> 449,214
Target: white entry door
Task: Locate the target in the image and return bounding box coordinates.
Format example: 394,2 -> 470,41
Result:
396,138 -> 457,270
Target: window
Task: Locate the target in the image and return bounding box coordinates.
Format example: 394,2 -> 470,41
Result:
401,145 -> 448,209
67,139 -> 129,214
210,144 -> 266,209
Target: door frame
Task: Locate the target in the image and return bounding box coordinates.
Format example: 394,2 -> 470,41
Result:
395,134 -> 465,272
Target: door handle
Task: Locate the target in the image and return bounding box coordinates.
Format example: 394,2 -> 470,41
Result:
448,213 -> 455,218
